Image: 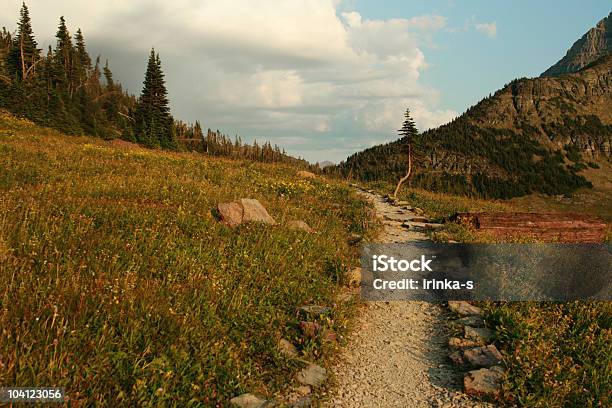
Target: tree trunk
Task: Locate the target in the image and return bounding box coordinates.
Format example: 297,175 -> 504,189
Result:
393,143 -> 411,198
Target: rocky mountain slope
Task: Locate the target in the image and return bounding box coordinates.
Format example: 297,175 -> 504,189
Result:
330,16 -> 612,199
542,11 -> 611,77
467,55 -> 612,157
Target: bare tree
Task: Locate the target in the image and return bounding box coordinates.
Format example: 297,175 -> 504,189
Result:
393,108 -> 418,198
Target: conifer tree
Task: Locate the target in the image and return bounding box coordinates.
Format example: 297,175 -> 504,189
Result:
73,28 -> 90,87
393,108 -> 419,197
133,48 -> 175,149
103,60 -> 114,88
7,2 -> 40,80
54,16 -> 74,94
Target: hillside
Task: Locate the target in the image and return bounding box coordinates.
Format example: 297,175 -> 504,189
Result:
0,112 -> 373,405
331,53 -> 611,199
542,11 -> 612,77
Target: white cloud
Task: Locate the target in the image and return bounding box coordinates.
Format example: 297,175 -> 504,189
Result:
0,0 -> 457,161
475,22 -> 497,38
407,14 -> 447,31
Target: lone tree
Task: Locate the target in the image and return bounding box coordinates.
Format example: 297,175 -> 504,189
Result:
393,108 -> 418,198
133,49 -> 175,149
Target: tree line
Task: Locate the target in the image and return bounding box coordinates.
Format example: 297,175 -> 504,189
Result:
0,2 -> 309,167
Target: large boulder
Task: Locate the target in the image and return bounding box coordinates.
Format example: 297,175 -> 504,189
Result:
240,199 -> 277,225
217,199 -> 276,227
218,202 -> 244,227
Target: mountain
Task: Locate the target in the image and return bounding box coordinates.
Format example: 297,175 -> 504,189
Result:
329,24 -> 612,199
542,12 -> 612,77
318,161 -> 335,168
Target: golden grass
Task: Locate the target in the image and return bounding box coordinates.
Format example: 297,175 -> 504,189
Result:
0,113 -> 374,405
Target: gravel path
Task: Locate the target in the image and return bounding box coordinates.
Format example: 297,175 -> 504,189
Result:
324,190 -> 495,408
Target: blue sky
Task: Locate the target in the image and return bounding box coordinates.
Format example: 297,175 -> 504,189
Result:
351,0 -> 611,114
1,1 -> 610,162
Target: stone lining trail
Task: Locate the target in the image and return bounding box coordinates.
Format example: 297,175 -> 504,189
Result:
324,190 -> 495,408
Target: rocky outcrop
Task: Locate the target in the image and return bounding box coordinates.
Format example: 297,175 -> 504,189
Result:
542,12 -> 612,77
465,56 -> 612,158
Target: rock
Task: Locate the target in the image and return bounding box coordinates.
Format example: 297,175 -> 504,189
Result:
395,200 -> 410,206
541,13 -> 612,77
346,267 -> 362,287
295,386 -> 311,396
230,393 -> 269,408
448,337 -> 482,349
240,199 -> 276,225
463,366 -> 504,398
296,364 -> 327,387
448,351 -> 465,365
297,170 -> 316,179
463,345 -> 503,368
324,330 -> 338,343
291,396 -> 312,407
299,321 -> 321,338
408,216 -> 429,223
448,301 -> 483,316
348,233 -> 363,245
218,199 -> 276,227
414,207 -> 425,215
288,220 -> 315,233
464,326 -> 494,344
218,202 -> 244,227
298,305 -> 331,316
278,338 -> 298,358
452,315 -> 485,328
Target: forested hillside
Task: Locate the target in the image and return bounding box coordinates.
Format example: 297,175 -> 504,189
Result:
328,56 -> 612,199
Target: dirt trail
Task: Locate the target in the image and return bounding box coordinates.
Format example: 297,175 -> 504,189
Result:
325,190 -> 494,408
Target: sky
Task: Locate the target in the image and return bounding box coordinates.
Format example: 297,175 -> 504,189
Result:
1,1 -> 610,163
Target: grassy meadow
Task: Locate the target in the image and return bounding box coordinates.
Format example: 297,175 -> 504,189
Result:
367,181 -> 611,407
0,112 -> 375,406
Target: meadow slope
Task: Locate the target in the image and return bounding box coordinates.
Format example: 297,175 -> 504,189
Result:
0,112 -> 374,406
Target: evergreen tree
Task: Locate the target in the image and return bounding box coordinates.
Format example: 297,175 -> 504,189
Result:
103,59 -> 114,88
53,16 -> 74,94
7,2 -> 40,80
133,49 -> 175,149
73,28 -> 90,87
393,108 -> 419,197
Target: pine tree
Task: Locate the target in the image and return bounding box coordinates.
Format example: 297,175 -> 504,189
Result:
103,59 -> 113,88
133,48 -> 175,149
53,16 -> 74,94
73,28 -> 90,87
393,108 -> 419,197
7,2 -> 40,80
